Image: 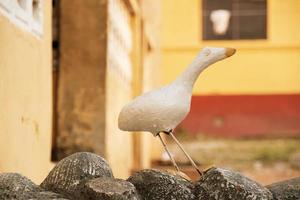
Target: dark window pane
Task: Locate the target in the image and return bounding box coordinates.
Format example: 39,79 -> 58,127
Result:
239,16 -> 267,39
236,0 -> 266,12
203,0 -> 232,11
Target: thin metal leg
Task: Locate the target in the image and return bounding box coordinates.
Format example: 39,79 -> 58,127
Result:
158,133 -> 180,172
169,131 -> 203,176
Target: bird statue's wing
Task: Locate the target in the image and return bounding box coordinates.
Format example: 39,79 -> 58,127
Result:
118,84 -> 191,134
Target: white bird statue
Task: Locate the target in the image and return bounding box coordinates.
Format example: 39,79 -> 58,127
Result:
118,47 -> 236,176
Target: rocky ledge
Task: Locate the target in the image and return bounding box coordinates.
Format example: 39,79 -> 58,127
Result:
0,152 -> 299,199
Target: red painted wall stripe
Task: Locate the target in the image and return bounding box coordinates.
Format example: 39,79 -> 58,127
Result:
179,95 -> 300,138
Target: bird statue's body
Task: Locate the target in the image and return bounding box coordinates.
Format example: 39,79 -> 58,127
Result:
118,47 -> 236,176
118,82 -> 191,135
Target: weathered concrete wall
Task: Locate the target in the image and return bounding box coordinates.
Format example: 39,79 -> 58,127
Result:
56,0 -> 163,178
0,1 -> 52,183
57,0 -> 135,178
56,0 -> 107,159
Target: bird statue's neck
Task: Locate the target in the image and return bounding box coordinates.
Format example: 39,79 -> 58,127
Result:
173,47 -> 234,90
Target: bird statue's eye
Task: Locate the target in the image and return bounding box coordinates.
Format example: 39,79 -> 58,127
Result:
203,48 -> 211,56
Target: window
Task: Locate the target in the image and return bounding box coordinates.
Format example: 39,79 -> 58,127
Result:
17,0 -> 29,11
0,0 -> 43,37
202,0 -> 267,40
107,0 -> 133,84
0,0 -> 12,13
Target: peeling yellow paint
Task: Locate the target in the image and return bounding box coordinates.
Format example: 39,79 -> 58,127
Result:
0,2 -> 53,183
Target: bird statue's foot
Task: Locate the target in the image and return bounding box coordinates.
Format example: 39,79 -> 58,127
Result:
157,133 -> 181,172
168,131 -> 203,178
203,165 -> 216,172
196,168 -> 203,176
169,170 -> 191,181
162,130 -> 172,135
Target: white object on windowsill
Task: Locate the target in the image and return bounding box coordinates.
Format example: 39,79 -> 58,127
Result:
210,9 -> 231,35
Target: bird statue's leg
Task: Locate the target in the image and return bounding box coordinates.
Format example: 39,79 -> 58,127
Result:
168,131 -> 203,176
157,133 -> 180,172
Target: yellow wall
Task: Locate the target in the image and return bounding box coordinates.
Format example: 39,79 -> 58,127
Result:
105,71 -> 133,179
162,0 -> 300,95
0,2 -> 52,183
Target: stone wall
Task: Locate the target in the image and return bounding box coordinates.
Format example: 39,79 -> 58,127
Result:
2,152 -> 299,200
55,0 -> 163,178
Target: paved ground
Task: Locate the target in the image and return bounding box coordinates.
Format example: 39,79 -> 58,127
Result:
153,137 -> 300,185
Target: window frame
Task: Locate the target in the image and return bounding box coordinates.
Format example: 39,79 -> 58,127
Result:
201,0 -> 268,41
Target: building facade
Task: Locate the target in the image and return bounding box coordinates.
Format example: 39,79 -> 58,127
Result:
162,0 -> 300,137
0,0 -> 162,183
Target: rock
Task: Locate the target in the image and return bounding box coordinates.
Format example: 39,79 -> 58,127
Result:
0,173 -> 41,199
33,191 -> 70,199
266,177 -> 300,200
41,152 -> 113,198
127,169 -> 195,200
0,173 -> 68,199
82,177 -> 141,200
194,167 -> 273,200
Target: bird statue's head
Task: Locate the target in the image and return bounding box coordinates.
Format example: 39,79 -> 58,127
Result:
199,47 -> 236,66
173,47 -> 236,87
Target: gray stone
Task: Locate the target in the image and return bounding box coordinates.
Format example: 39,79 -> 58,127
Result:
194,167 -> 273,200
82,177 -> 141,200
0,173 -> 41,199
266,177 -> 300,200
32,191 -> 69,200
41,152 -> 113,198
127,169 -> 195,200
0,173 -> 68,199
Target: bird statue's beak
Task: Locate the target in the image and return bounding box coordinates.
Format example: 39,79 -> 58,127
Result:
225,48 -> 236,57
